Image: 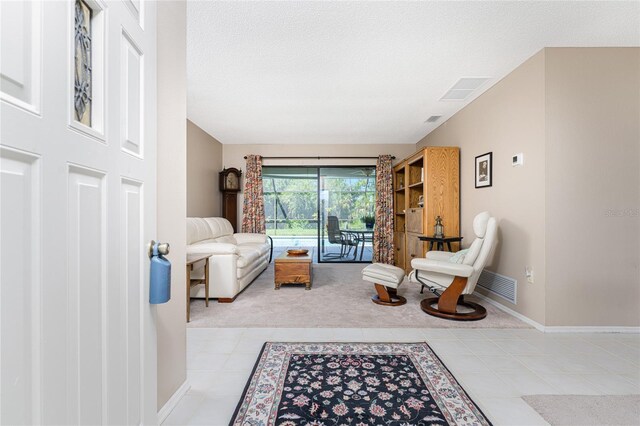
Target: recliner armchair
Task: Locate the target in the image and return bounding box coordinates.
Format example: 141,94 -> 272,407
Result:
410,211 -> 497,321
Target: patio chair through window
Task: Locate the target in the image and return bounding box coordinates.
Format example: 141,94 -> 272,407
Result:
325,216 -> 359,259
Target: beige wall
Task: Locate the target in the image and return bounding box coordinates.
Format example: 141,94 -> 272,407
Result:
418,47 -> 640,327
544,48 -> 640,327
417,51 -> 547,325
156,1 -> 187,410
223,143 -> 416,224
187,120 -> 223,217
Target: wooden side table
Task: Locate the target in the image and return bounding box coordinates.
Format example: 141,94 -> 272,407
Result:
418,236 -> 463,252
274,250 -> 313,290
186,253 -> 211,322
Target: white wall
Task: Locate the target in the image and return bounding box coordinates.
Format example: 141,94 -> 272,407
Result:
156,1 -> 187,410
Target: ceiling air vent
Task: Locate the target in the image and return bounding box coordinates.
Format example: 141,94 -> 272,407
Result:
425,115 -> 442,123
440,77 -> 490,101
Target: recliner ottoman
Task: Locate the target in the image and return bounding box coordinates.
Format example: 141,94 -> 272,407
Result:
362,263 -> 407,306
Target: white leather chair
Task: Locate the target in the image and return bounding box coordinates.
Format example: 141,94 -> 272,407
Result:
410,211 -> 497,320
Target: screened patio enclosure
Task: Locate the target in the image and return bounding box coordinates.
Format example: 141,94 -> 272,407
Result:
262,166 -> 376,263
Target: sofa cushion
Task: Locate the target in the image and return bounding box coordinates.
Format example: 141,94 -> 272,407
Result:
204,217 -> 234,239
234,233 -> 267,245
236,246 -> 261,269
238,242 -> 270,257
194,238 -> 220,245
187,218 -> 212,245
257,243 -> 270,257
236,246 -> 266,279
188,241 -> 238,255
215,235 -> 238,245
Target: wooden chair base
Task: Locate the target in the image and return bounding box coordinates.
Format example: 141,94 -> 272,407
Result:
420,297 -> 487,321
372,284 -> 406,306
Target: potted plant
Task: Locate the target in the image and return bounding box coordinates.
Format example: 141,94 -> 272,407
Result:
361,215 -> 375,229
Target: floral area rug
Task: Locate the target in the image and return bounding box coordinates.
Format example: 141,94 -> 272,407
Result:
230,342 -> 492,426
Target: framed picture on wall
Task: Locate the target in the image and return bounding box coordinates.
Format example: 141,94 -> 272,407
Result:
475,152 -> 492,188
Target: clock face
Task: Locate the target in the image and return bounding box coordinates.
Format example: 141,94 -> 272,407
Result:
220,168 -> 241,192
226,173 -> 239,190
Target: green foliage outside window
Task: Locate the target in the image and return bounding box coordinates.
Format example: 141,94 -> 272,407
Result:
263,167 -> 375,236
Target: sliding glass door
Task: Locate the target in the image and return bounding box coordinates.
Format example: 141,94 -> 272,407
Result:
263,166 -> 375,263
319,167 -> 375,262
263,167 -> 318,259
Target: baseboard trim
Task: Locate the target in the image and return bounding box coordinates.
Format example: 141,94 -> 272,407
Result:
474,293 -> 545,331
474,293 -> 640,334
157,379 -> 190,424
543,326 -> 640,333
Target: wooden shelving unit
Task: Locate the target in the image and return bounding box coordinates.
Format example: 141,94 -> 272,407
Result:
393,147 -> 460,273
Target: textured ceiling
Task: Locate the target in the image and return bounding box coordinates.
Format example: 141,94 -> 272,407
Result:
187,1 -> 639,145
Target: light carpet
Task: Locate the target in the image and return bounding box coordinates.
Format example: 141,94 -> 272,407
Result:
188,263 -> 530,328
522,395 -> 640,426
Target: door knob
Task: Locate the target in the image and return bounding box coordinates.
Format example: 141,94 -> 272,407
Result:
148,240 -> 170,258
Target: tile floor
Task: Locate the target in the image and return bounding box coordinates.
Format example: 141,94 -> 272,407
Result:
164,327 -> 640,425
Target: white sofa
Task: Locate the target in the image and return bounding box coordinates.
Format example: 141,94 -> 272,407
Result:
187,217 -> 271,302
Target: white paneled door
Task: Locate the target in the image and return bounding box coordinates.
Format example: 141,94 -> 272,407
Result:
1,1 -> 157,424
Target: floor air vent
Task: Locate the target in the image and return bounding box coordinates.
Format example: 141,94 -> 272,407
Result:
477,270 -> 517,304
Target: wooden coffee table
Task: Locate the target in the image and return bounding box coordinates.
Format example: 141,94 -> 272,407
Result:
274,249 -> 313,290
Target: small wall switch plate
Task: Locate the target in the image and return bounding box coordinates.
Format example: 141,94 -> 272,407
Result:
512,153 -> 524,166
525,266 -> 534,283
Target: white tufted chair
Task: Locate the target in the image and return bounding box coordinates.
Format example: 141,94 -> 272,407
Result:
410,211 -> 497,320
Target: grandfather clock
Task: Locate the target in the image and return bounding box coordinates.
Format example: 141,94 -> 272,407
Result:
219,167 -> 242,232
